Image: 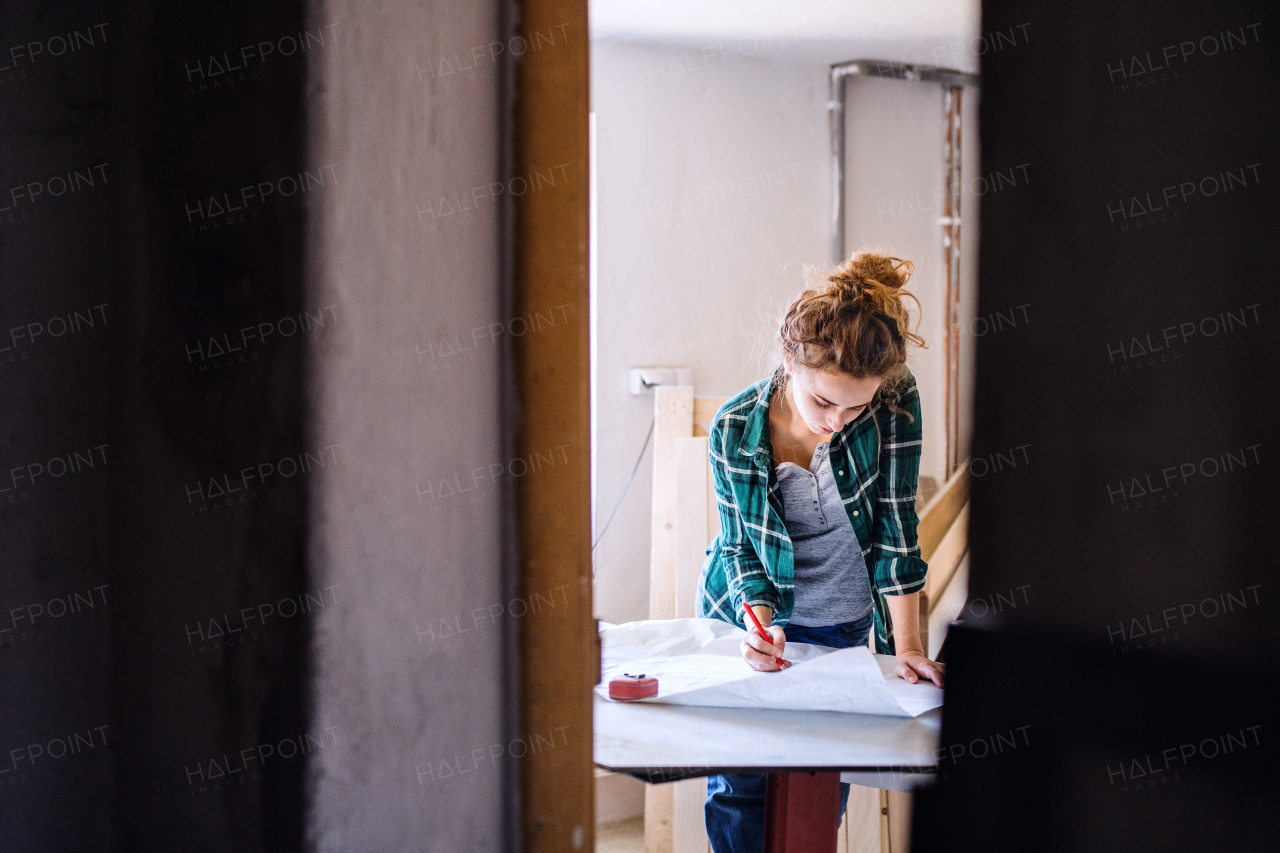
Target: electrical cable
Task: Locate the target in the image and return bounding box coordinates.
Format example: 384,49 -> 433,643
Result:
591,415 -> 655,551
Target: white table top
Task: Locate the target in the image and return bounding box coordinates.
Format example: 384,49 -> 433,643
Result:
594,693 -> 942,785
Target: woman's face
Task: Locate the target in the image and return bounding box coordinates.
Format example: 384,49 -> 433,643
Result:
786,363 -> 883,436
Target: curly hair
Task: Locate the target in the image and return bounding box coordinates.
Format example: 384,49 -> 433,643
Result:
773,251 -> 926,415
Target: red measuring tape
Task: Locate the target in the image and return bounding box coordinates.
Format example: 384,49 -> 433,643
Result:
608,673 -> 659,701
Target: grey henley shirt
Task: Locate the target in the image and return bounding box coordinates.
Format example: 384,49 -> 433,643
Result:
775,441 -> 874,627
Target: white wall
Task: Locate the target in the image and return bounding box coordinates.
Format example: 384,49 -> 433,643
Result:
591,41 -> 831,624
591,40 -> 981,625
842,74 -> 948,481
841,75 -> 982,485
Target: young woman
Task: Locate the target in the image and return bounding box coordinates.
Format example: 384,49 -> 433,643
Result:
695,252 -> 944,853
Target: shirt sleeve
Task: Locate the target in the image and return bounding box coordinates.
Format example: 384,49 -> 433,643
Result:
869,380 -> 929,596
709,415 -> 782,619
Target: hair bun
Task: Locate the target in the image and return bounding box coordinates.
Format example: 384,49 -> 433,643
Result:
800,252 -> 918,322
774,250 -> 925,391
849,252 -> 911,287
825,253 -> 913,312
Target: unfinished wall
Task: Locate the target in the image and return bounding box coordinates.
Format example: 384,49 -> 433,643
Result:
841,73 -> 985,484
304,0 -> 515,850
590,41 -> 831,624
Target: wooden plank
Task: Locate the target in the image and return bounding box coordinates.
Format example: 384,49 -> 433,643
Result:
885,790 -> 913,853
692,396 -> 728,437
675,437 -> 711,619
649,386 -> 694,620
845,784 -> 880,853
595,768 -> 645,825
646,388 -> 693,853
673,778 -> 710,853
644,779 -> 708,853
917,591 -> 928,663
914,475 -> 939,515
928,553 -> 968,660
917,464 -> 968,560
645,785 -> 674,853
512,0 -> 592,849
923,503 -> 969,610
878,790 -> 890,853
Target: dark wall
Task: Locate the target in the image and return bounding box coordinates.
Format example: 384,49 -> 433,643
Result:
0,9 -> 115,849
960,0 -> 1276,659
1,4 -> 310,849
915,0 -> 1278,848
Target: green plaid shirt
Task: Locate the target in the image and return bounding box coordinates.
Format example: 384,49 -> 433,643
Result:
696,368 -> 928,655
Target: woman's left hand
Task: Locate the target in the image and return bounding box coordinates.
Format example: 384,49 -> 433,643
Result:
894,652 -> 944,687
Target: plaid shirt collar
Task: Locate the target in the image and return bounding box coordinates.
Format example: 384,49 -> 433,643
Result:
734,375 -> 776,460
735,371 -> 878,462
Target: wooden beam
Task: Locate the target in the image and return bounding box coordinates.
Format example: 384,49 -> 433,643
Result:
643,778 -> 710,853
878,790 -> 891,852
645,388 -> 697,853
914,475 -> 940,514
928,554 -> 968,660
692,396 -> 728,437
918,591 -> 929,663
917,464 -> 969,560
650,386 -> 694,620
673,779 -> 710,853
885,790 -> 913,852
845,784 -> 880,853
923,503 -> 969,610
674,437 -> 711,619
513,0 -> 592,849
645,784 -> 674,853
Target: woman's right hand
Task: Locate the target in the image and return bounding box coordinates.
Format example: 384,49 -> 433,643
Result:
742,624 -> 791,672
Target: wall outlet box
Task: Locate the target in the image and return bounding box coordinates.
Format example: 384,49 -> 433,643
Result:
628,367 -> 693,395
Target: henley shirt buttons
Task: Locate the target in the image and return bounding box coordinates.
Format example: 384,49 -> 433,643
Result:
853,510 -> 860,516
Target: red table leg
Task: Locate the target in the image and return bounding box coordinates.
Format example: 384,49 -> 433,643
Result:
764,771 -> 842,853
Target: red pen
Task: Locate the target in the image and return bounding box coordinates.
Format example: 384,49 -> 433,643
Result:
742,602 -> 787,669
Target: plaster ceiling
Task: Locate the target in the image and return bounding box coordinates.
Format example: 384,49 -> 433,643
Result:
589,0 -> 983,72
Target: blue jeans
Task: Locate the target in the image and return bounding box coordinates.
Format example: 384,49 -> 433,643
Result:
703,611 -> 874,853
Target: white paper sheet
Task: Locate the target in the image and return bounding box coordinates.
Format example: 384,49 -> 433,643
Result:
597,618 -> 943,718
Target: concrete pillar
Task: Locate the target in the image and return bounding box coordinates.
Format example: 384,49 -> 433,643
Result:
303,1 -> 514,849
